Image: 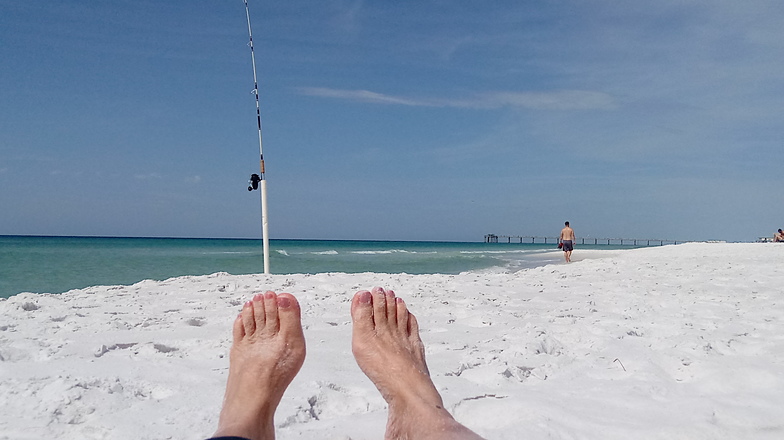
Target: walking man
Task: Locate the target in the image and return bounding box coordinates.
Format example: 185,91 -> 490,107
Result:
560,221 -> 575,262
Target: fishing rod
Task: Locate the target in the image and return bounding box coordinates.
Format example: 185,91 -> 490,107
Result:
243,0 -> 270,274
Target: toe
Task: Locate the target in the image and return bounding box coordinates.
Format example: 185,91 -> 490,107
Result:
407,311 -> 420,339
351,290 -> 375,332
251,293 -> 267,333
262,291 -> 280,334
276,292 -> 302,335
232,312 -> 245,343
370,287 -> 388,326
395,297 -> 409,332
241,300 -> 257,336
384,289 -> 398,325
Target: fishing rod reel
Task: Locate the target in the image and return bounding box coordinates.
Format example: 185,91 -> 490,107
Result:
248,173 -> 261,191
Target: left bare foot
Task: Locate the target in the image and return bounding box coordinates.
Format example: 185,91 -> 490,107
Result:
213,291 -> 306,440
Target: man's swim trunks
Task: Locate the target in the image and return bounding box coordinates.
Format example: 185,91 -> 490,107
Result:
561,240 -> 573,252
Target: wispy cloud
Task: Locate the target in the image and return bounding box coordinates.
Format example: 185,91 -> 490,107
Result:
330,0 -> 364,34
297,87 -> 616,110
134,173 -> 162,180
479,91 -> 617,110
297,87 -> 428,106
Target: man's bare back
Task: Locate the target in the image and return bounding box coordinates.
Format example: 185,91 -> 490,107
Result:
560,221 -> 575,262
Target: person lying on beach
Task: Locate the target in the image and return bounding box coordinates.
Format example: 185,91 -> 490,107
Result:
208,287 -> 485,440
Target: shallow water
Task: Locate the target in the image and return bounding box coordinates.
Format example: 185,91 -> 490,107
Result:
0,235 -> 636,298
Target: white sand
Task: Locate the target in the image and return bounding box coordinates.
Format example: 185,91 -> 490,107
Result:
1,243 -> 783,440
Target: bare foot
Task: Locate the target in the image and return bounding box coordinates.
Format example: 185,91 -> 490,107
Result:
351,287 -> 485,440
213,291 -> 306,440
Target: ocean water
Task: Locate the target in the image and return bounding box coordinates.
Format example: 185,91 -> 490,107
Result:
0,236 -> 624,298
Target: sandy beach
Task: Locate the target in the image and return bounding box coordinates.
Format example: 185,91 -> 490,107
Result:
1,242 -> 782,440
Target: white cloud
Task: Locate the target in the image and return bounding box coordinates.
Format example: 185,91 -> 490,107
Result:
478,91 -> 617,110
330,0 -> 364,34
134,173 -> 162,180
297,87 -> 428,106
297,87 -> 616,110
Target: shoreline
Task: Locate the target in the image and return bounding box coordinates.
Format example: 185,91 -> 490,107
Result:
2,247 -> 621,299
0,236 -> 632,299
2,243 -> 783,439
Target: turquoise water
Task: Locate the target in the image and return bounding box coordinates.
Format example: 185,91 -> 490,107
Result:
0,236 -> 626,298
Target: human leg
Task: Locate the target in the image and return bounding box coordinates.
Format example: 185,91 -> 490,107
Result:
211,292 -> 306,440
351,287 -> 485,440
562,241 -> 573,262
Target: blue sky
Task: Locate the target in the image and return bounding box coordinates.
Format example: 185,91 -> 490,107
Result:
1,0 -> 782,242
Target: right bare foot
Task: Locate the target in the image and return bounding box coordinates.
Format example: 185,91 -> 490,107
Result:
351,287 -> 485,440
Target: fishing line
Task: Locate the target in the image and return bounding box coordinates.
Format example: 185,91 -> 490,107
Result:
243,0 -> 270,274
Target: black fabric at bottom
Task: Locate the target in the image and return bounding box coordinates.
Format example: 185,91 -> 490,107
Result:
206,437 -> 251,440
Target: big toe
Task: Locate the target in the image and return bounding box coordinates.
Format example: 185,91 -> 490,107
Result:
351,290 -> 375,332
276,293 -> 303,336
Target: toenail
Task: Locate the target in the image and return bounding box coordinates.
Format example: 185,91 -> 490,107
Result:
278,296 -> 291,308
359,291 -> 372,304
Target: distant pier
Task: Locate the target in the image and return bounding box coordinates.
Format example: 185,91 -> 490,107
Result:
484,234 -> 679,246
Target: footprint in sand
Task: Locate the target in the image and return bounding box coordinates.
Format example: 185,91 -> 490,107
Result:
281,381 -> 382,427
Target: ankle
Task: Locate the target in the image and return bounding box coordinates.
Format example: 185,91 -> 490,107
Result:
214,416 -> 274,440
215,401 -> 275,439
386,400 -> 459,440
